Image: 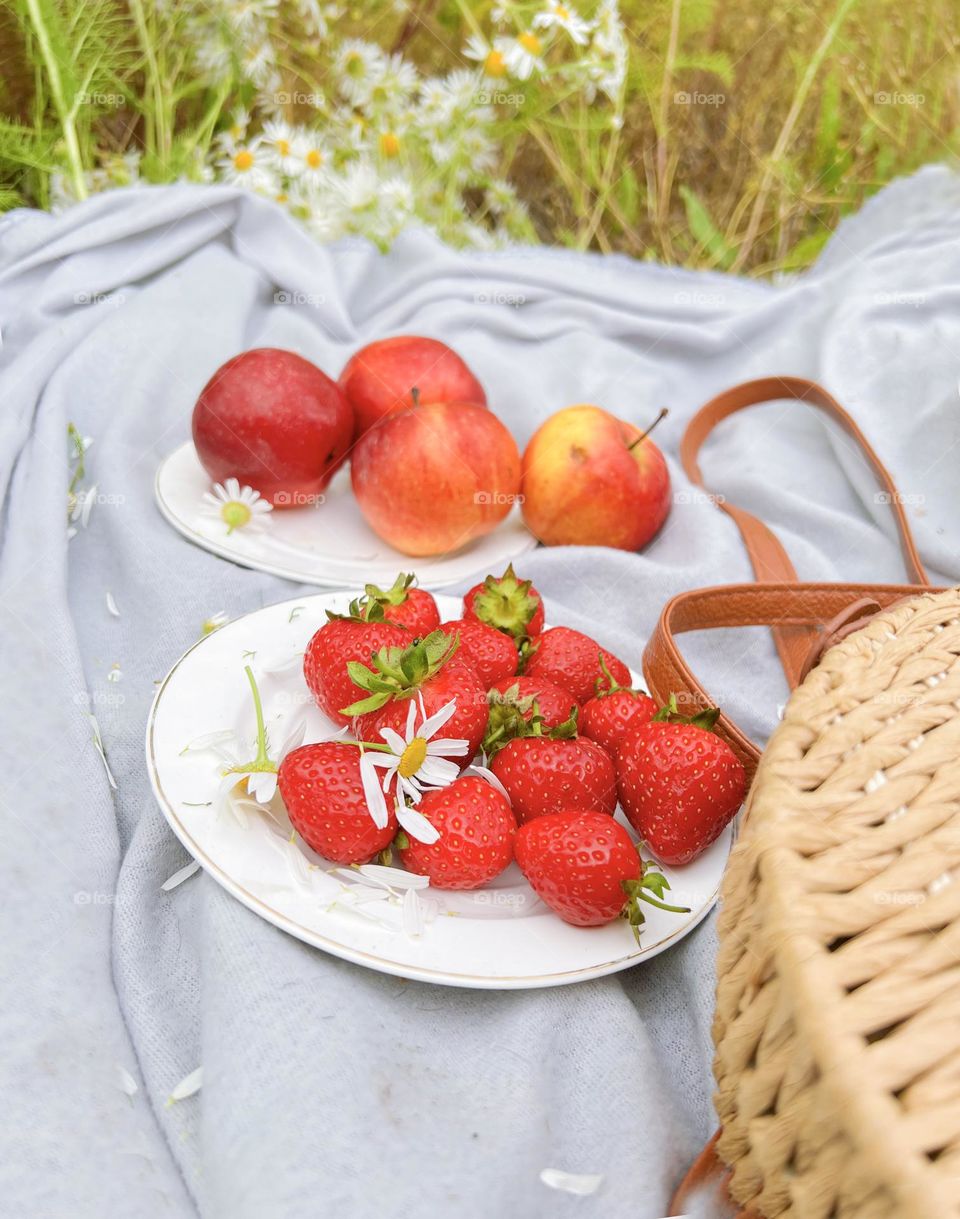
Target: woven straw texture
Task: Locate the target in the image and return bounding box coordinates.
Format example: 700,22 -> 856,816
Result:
713,588 -> 960,1218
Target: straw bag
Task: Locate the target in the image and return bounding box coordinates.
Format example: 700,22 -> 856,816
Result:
641,379 -> 960,1218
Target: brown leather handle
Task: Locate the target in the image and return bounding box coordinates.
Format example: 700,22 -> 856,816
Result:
642,377 -> 932,785
679,376 -> 928,687
643,582 -> 933,782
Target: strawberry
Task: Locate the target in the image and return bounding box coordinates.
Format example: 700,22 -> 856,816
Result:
397,775 -> 517,889
303,600 -> 408,726
522,625 -> 630,705
359,572 -> 440,636
487,677 -> 579,730
438,617 -> 517,687
278,741 -> 397,863
616,700 -> 746,865
463,563 -> 544,639
489,716 -> 616,824
580,658 -> 658,756
342,631 -> 489,761
515,811 -> 688,938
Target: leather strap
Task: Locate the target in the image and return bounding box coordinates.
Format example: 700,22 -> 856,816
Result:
679,376 -> 928,687
642,377 -> 933,785
643,582 -> 931,781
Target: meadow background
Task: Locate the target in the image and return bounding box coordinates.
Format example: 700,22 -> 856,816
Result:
1,0 -> 957,275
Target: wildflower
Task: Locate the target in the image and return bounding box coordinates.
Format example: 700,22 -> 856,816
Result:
534,2 -> 593,45
502,32 -> 547,80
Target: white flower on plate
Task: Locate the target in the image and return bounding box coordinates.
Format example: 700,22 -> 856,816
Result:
359,697 -> 469,841
201,478 -> 273,535
501,32 -> 548,80
534,2 -> 593,45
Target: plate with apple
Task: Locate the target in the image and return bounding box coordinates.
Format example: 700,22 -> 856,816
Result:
146,570 -> 742,989
155,337 -> 537,588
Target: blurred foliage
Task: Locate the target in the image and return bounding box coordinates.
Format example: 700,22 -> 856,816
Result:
1,0 -> 958,273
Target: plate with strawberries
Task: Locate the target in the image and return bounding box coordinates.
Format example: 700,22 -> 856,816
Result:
147,567 -> 744,988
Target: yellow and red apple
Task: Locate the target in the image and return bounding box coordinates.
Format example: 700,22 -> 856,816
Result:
521,405 -> 671,550
351,402 -> 521,556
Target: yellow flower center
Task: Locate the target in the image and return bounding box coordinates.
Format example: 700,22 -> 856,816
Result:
398,737 -> 427,778
276,139 -> 290,156
306,149 -> 323,169
233,149 -> 254,171
221,501 -> 252,532
345,51 -> 363,77
275,192 -> 288,204
556,5 -> 570,18
519,32 -> 542,55
379,131 -> 401,158
484,49 -> 506,77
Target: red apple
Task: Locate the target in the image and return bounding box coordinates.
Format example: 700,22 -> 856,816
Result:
192,348 -> 353,507
339,335 -> 486,437
351,403 -> 521,556
520,405 -> 671,550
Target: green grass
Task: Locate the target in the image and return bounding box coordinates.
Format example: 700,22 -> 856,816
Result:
1,0 -> 957,273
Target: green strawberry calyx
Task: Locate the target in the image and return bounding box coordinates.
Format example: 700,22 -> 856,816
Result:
483,683 -> 538,756
472,563 -> 540,638
485,702 -> 580,756
591,654 -> 649,701
339,629 -> 460,717
361,572 -> 416,611
325,596 -> 388,625
621,858 -> 691,944
653,693 -> 720,732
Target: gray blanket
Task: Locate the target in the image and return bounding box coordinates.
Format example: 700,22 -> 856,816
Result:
1,168 -> 957,1218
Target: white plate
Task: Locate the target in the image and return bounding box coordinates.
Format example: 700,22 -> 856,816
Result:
154,442 -> 538,588
146,591 -> 732,989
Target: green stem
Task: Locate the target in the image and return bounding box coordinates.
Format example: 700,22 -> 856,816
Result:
244,665 -> 271,769
24,0 -> 86,199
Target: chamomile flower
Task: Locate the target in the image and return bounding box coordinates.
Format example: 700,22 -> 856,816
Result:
502,32 -> 547,81
201,479 -> 273,535
337,161 -> 380,215
291,130 -> 329,179
359,697 -> 470,839
534,2 -> 593,45
226,109 -> 252,142
334,39 -> 385,105
464,34 -> 508,80
218,139 -> 274,192
367,53 -> 419,110
262,120 -> 300,174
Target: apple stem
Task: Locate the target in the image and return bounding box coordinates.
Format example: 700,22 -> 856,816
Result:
628,407 -> 669,451
411,386 -> 420,408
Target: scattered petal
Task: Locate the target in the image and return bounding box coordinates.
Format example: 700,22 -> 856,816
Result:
167,1066 -> 203,1105
161,860 -> 200,891
465,764 -> 511,804
397,802 -> 441,845
357,864 -> 430,890
116,1065 -> 138,1097
402,886 -> 423,938
539,1169 -> 603,1196
89,713 -> 118,790
106,591 -> 121,617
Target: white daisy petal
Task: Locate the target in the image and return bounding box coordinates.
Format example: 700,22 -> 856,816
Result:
224,477 -> 241,500
402,887 -> 423,938
168,1066 -> 203,1104
358,864 -> 430,890
425,737 -> 470,757
366,752 -> 398,770
419,756 -> 460,785
404,698 -> 418,738
539,1170 -> 603,1196
379,727 -> 407,754
246,771 -> 278,803
419,698 -> 458,739
360,752 -> 389,828
106,591 -> 120,617
116,1065 -> 138,1097
465,764 -> 512,804
397,802 -> 441,845
161,860 -> 200,891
